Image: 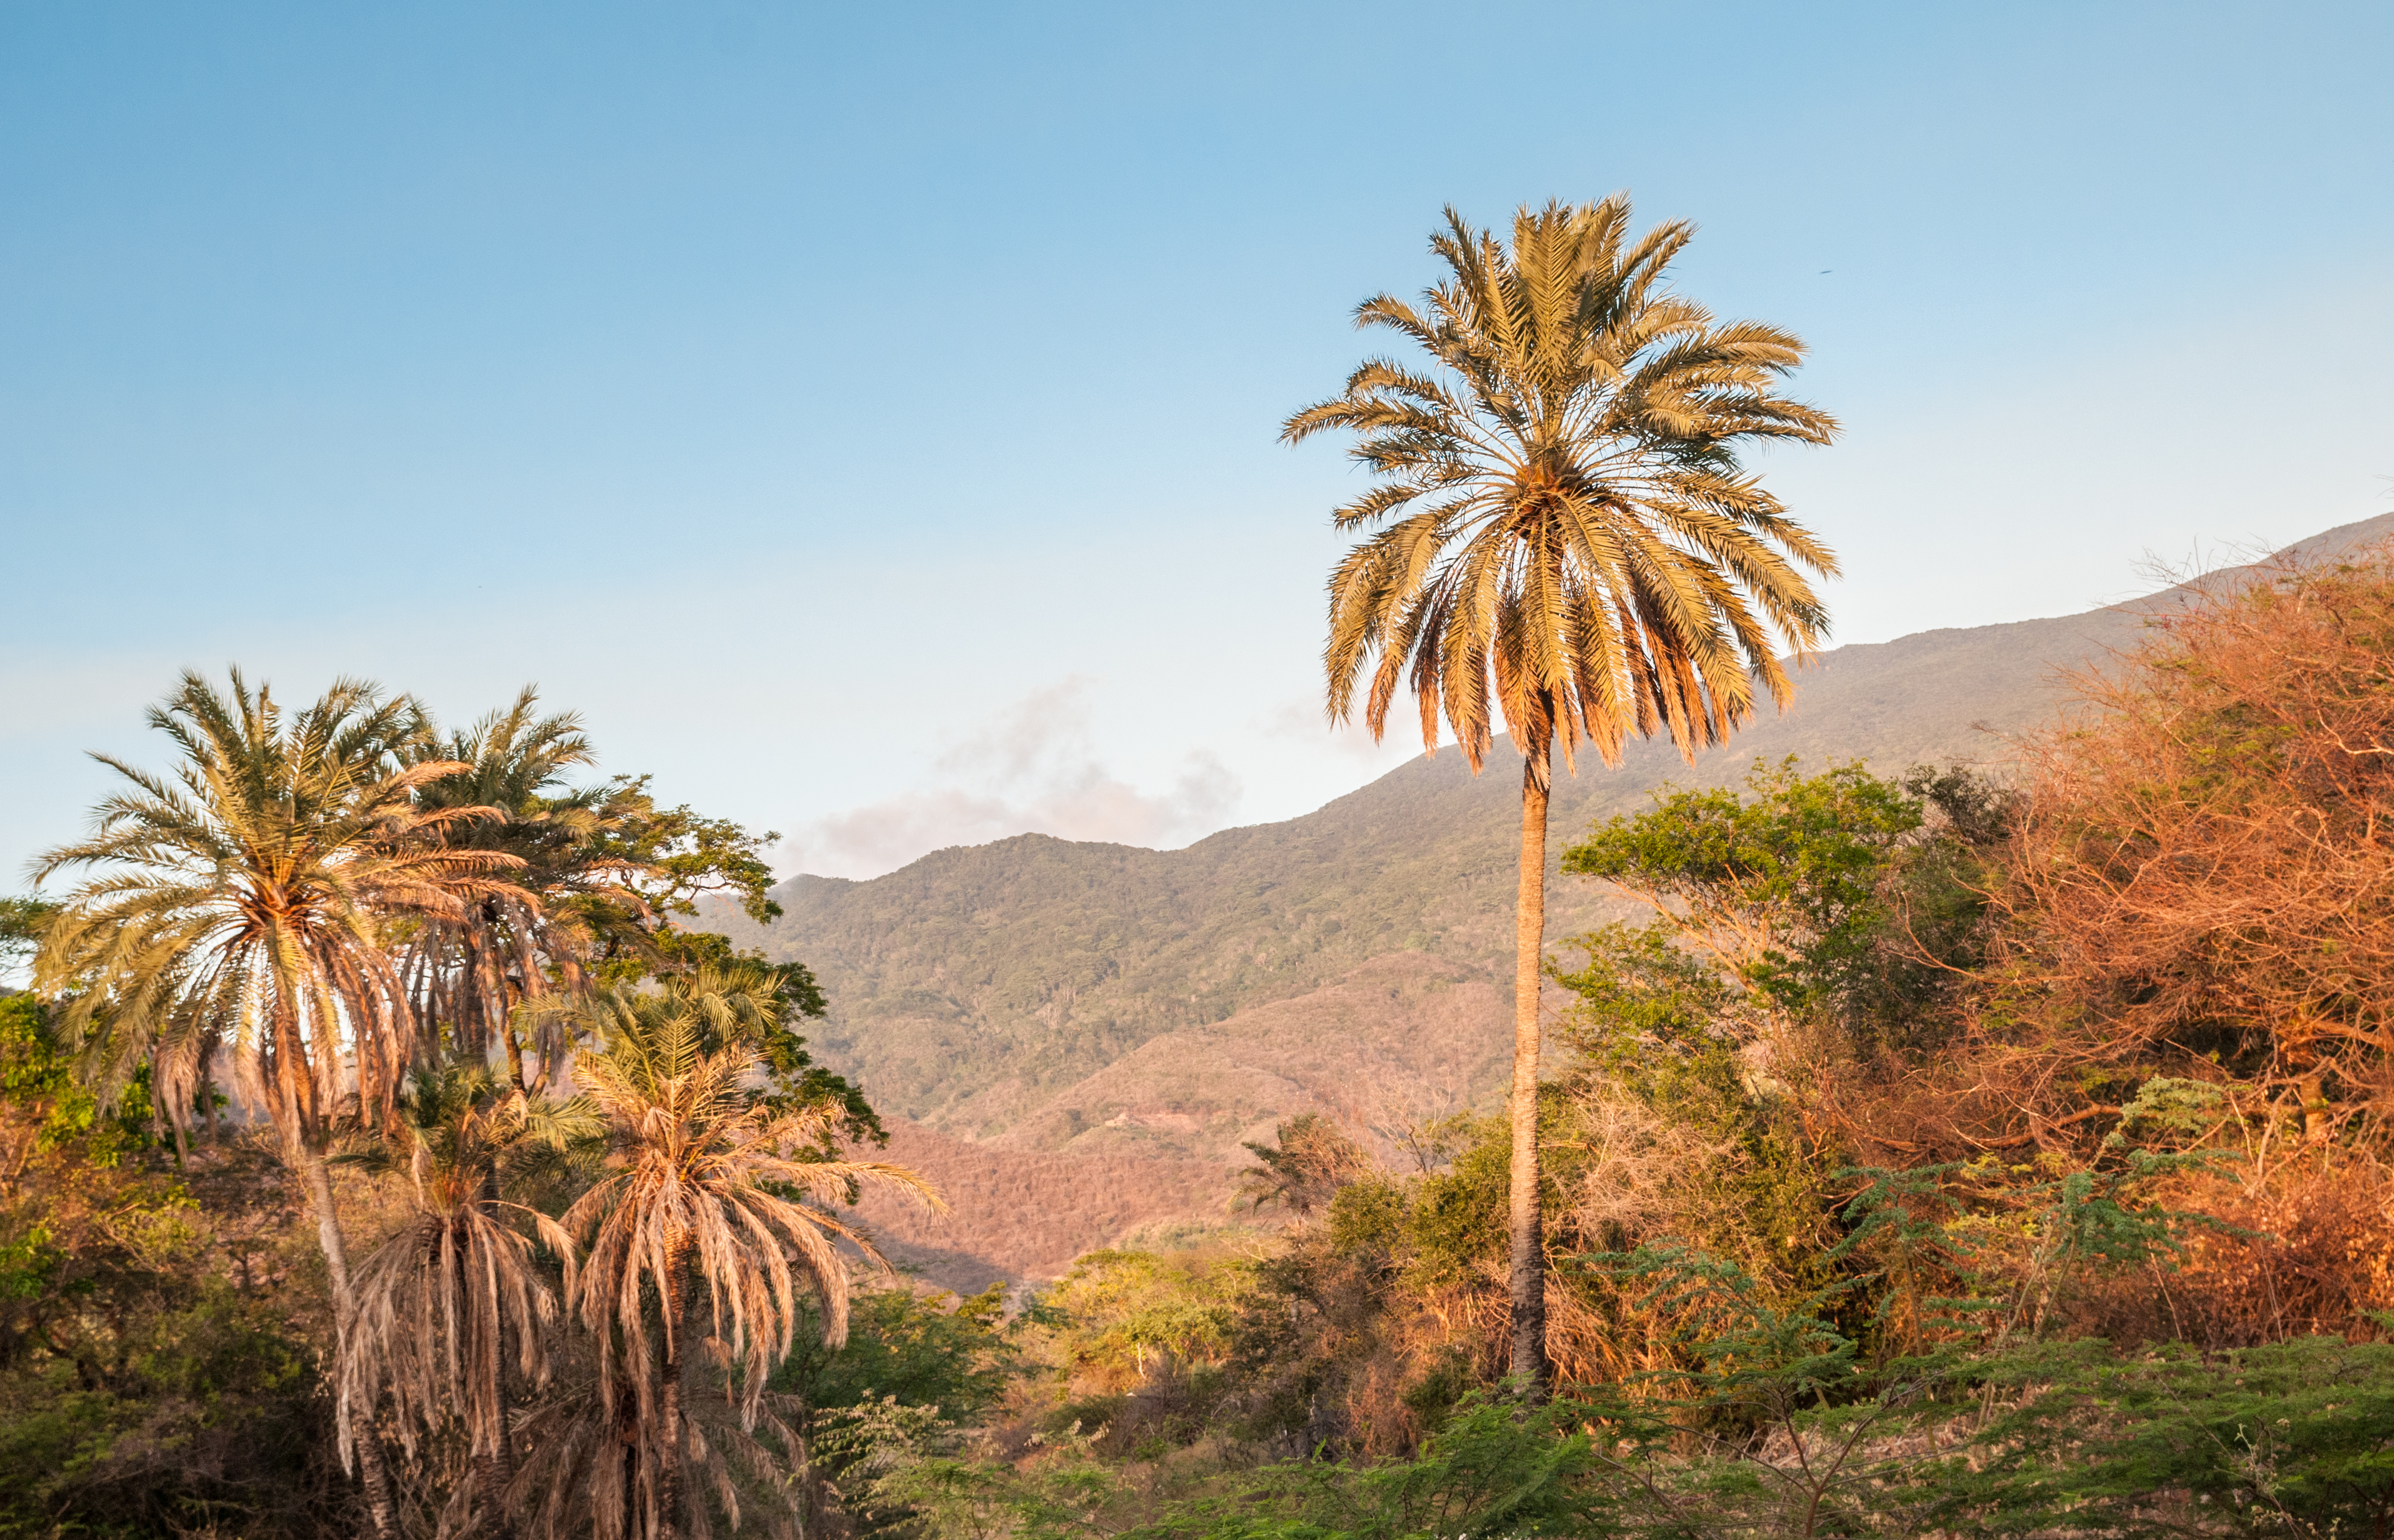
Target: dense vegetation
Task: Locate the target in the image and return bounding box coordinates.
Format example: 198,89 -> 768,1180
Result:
11,189 -> 2394,1535
778,550 -> 2394,1540
14,547 -> 2394,1536
2,677 -> 930,1539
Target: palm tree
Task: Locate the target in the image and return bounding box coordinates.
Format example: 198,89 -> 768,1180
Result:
398,689 -> 792,1096
397,687 -> 632,1091
548,974 -> 938,1540
1282,198 -> 1839,1393
30,668 -> 525,1536
339,1059 -> 598,1537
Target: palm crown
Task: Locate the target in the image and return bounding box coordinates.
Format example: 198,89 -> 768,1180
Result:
547,974 -> 939,1538
31,669 -> 518,1149
338,1060 -> 596,1526
398,687 -> 633,1087
1284,197 -> 1839,783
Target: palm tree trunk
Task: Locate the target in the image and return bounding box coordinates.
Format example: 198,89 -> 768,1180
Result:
475,1180 -> 520,1538
502,1023 -> 530,1094
658,1247 -> 688,1540
1508,755 -> 1551,1398
474,1357 -> 517,1536
302,1152 -> 402,1540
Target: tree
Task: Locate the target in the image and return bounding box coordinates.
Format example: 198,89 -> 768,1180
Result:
1235,1112 -> 1372,1216
397,688 -> 612,1091
0,896 -> 55,978
338,1059 -> 597,1538
396,687 -> 788,1095
29,668 -> 522,1538
1283,197 -> 1838,1392
550,970 -> 938,1540
2003,546 -> 2394,1136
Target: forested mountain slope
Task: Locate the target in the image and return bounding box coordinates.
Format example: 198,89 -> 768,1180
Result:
717,575 -> 2143,1135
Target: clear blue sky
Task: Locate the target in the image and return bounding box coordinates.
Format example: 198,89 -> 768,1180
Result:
5,1 -> 2390,885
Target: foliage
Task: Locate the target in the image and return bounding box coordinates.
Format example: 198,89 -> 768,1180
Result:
1043,1250 -> 1248,1390
1560,756 -> 2008,1040
527,982 -> 938,1539
30,668 -> 519,1152
783,1284 -> 1022,1426
0,1198 -> 334,1539
0,992 -> 158,1172
1236,1115 -> 1372,1216
775,1286 -> 1031,1540
336,1059 -> 597,1533
1126,1398 -> 1606,1540
395,688 -> 795,1092
1285,197 -> 1838,772
0,898 -> 55,977
2002,544 -> 2394,1122
1942,1333 -> 2394,1536
0,1040 -> 344,1538
590,774 -> 784,927
17,667 -> 906,1539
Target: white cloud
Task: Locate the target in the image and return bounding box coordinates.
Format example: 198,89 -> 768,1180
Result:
779,679 -> 1243,879
1255,695 -> 1451,763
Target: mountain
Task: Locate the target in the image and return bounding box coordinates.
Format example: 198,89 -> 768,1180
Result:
710,512 -> 2394,1284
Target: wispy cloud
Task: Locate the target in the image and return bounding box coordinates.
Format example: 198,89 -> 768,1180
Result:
780,679 -> 1242,879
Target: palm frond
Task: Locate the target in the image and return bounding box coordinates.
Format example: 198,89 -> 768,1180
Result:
1289,194 -> 1839,772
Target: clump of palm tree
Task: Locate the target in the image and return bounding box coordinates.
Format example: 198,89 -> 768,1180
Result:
338,1059 -> 600,1537
517,968 -> 939,1540
1284,197 -> 1839,1393
30,668 -> 528,1535
397,687 -> 797,1096
397,687 -> 624,1091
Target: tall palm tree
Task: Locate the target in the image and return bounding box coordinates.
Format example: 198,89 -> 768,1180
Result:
549,977 -> 938,1540
29,668 -> 525,1536
339,1059 -> 598,1538
397,688 -> 632,1091
1282,198 -> 1839,1393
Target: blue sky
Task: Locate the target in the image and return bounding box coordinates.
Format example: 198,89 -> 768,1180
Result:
5,1 -> 2390,884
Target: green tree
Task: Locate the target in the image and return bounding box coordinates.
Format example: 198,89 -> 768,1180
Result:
1284,197 -> 1838,1392
29,668 -> 521,1538
0,895 -> 55,979
0,991 -> 158,1182
399,687 -> 790,1094
1561,759 -> 2006,1038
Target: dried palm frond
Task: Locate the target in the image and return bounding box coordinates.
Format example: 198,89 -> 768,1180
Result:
555,986 -> 940,1538
338,1059 -> 598,1533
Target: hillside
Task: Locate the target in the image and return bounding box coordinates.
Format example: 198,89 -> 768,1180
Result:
718,512 -> 2394,1282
